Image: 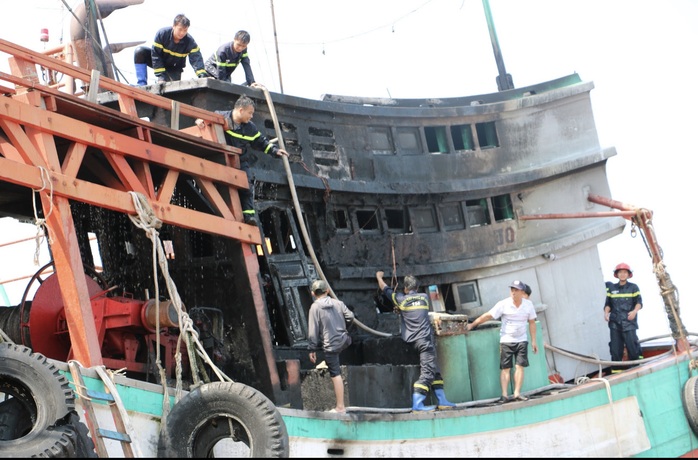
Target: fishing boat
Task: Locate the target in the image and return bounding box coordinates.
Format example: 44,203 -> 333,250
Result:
1,0 -> 697,457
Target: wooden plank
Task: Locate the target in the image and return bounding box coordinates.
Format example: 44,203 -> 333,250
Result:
69,362 -> 109,458
44,195 -> 104,366
0,95 -> 247,189
0,119 -> 49,167
0,70 -> 237,157
94,366 -> 136,457
0,156 -> 262,245
0,39 -> 222,122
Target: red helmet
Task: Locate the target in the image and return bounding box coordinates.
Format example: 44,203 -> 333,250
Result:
613,263 -> 633,278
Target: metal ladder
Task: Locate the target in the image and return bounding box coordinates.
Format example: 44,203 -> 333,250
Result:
68,361 -> 141,457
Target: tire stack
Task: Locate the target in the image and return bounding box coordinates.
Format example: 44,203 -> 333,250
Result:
0,342 -> 96,458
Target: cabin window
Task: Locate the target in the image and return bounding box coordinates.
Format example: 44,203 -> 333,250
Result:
333,209 -> 350,231
308,127 -> 334,138
259,208 -> 304,254
264,119 -> 297,135
476,122 -> 499,149
492,194 -> 514,222
264,120 -> 300,155
356,209 -> 380,232
411,206 -> 438,232
283,138 -> 302,156
452,281 -> 482,309
425,126 -> 449,153
439,283 -> 457,312
309,126 -> 339,164
439,203 -> 465,231
451,124 -> 474,151
465,198 -> 490,227
367,126 -> 394,154
395,127 -> 422,154
385,208 -> 409,233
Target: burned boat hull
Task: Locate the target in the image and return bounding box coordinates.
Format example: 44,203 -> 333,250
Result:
96,74 -> 624,386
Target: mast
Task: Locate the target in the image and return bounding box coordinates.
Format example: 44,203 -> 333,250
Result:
270,0 -> 284,94
482,0 -> 514,91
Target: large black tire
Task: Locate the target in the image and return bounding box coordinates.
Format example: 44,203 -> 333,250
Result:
157,381 -> 289,457
682,375 -> 698,436
66,412 -> 97,458
0,343 -> 83,457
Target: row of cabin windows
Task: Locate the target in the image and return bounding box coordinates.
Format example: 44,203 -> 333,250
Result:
423,122 -> 499,154
265,119 -> 499,156
333,194 -> 514,234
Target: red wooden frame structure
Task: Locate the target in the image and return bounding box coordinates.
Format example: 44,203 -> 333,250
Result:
0,38 -> 268,368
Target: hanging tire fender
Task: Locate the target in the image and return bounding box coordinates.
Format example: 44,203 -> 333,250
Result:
157,381 -> 289,457
682,375 -> 698,436
0,343 -> 91,457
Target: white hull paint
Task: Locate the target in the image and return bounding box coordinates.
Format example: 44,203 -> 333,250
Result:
283,397 -> 649,458
87,396 -> 649,458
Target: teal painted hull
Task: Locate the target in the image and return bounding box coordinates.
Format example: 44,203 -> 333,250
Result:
63,350 -> 698,457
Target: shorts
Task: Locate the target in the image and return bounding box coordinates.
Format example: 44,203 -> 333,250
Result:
324,351 -> 341,377
500,341 -> 529,369
326,335 -> 352,378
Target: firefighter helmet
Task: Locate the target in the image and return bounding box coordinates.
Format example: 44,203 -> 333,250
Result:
613,263 -> 633,278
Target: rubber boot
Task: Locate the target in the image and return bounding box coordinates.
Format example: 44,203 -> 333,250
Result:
434,388 -> 456,410
411,392 -> 436,412
135,63 -> 148,86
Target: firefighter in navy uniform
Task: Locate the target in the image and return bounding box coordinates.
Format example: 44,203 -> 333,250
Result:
133,14 -> 208,85
375,271 -> 456,411
195,95 -> 288,226
604,263 -> 643,372
204,30 -> 256,85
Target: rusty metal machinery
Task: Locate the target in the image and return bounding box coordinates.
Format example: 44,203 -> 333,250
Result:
1,263 -> 182,380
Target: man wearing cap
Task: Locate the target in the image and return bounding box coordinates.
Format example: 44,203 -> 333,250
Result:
466,280 -> 538,403
604,263 -> 642,372
307,279 -> 354,413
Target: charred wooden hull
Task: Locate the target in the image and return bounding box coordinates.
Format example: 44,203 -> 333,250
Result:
96,74 -> 625,388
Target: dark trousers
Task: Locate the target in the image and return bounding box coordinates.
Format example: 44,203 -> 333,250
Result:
412,336 -> 437,392
239,161 -> 254,214
134,46 -> 182,82
609,326 -> 641,361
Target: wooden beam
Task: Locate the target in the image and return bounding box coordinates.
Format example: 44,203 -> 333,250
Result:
0,95 -> 247,189
0,156 -> 262,245
0,39 -> 222,123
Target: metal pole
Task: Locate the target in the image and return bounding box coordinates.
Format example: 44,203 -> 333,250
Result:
482,0 -> 513,91
270,0 -> 284,94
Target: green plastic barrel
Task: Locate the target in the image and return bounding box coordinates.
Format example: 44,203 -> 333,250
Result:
435,334 -> 472,403
465,322 -> 503,400
466,321 -> 548,400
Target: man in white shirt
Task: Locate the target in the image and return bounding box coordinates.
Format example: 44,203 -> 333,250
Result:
466,280 -> 538,403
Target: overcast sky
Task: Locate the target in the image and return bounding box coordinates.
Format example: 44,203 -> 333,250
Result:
1,0 -> 697,340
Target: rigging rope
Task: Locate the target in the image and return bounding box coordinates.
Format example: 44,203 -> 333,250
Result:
127,192 -> 233,421
253,83 -> 392,338
31,166 -> 53,266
